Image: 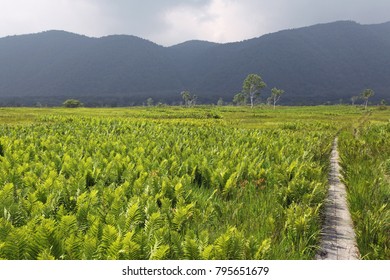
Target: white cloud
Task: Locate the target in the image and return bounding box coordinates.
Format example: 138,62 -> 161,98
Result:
157,0 -> 269,45
0,0 -> 101,36
0,0 -> 389,45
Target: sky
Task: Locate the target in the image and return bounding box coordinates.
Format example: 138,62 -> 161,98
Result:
1,0 -> 389,46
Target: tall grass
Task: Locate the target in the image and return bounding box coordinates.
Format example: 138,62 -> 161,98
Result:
338,124 -> 390,259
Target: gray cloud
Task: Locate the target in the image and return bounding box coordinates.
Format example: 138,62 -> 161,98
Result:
0,0 -> 389,46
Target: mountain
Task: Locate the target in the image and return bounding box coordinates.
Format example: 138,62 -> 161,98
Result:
0,21 -> 390,106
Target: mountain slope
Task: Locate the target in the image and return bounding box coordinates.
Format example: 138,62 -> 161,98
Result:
188,21 -> 390,104
0,21 -> 389,106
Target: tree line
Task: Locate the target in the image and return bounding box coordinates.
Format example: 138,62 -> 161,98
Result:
62,74 -> 381,109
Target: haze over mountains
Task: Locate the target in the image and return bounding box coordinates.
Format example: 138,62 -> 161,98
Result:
0,20 -> 389,106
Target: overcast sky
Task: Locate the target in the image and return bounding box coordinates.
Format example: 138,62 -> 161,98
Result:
1,0 -> 389,46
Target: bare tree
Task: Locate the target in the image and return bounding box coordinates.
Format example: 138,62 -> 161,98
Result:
351,96 -> 359,105
270,88 -> 285,109
360,89 -> 374,110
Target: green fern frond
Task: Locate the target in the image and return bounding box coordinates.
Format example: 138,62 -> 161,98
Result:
86,219 -> 103,239
125,201 -> 142,230
97,224 -> 118,259
200,244 -> 215,260
29,218 -> 61,259
82,236 -> 98,259
64,234 -> 82,260
37,249 -> 55,260
214,227 -> 245,260
149,238 -> 169,260
106,236 -> 123,260
172,203 -> 194,233
183,236 -> 200,260
0,218 -> 13,242
2,227 -> 31,259
144,212 -> 163,240
254,238 -> 271,259
122,231 -> 141,259
57,215 -> 78,240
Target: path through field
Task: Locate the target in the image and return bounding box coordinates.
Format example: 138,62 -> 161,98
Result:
316,138 -> 360,260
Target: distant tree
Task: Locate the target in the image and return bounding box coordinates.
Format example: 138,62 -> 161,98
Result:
156,102 -> 167,107
360,89 -> 374,110
217,97 -> 224,106
181,91 -> 197,107
270,88 -> 285,109
242,74 -> 266,108
190,94 -> 198,107
146,97 -> 154,106
63,99 -> 83,108
181,91 -> 190,106
233,92 -> 247,106
351,95 -> 359,105
378,99 -> 387,110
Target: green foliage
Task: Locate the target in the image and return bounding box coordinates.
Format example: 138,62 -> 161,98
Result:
339,123 -> 390,259
180,91 -> 197,107
63,99 -> 83,108
360,89 -> 374,109
242,74 -> 267,108
269,88 -> 285,109
4,106 -> 384,260
233,92 -> 247,106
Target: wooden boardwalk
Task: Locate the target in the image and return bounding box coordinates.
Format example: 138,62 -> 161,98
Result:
316,138 -> 360,260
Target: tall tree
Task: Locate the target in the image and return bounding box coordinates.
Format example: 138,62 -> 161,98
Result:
270,88 -> 285,109
146,97 -> 154,106
242,74 -> 266,108
180,91 -> 197,107
181,91 -> 191,107
360,89 -> 374,110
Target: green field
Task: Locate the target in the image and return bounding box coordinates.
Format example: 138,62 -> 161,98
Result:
0,106 -> 389,259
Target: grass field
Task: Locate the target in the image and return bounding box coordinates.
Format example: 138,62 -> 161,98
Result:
0,105 -> 389,259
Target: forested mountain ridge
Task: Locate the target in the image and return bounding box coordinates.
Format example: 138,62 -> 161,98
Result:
0,21 -> 389,106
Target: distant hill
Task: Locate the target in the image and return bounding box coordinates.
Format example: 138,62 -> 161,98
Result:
0,21 -> 390,106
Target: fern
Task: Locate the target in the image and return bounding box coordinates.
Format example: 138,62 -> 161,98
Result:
56,215 -> 78,240
149,238 -> 169,260
86,218 -> 103,240
2,227 -> 31,259
172,203 -> 194,233
106,236 -> 123,260
29,218 -> 61,259
0,218 -> 13,242
254,238 -> 271,259
214,227 -> 245,260
82,236 -> 98,259
122,231 -> 141,259
97,224 -> 118,259
223,172 -> 238,199
37,249 -> 55,260
183,236 -> 200,259
64,234 -> 83,260
200,244 -> 215,260
144,212 -> 163,241
125,201 -> 142,230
